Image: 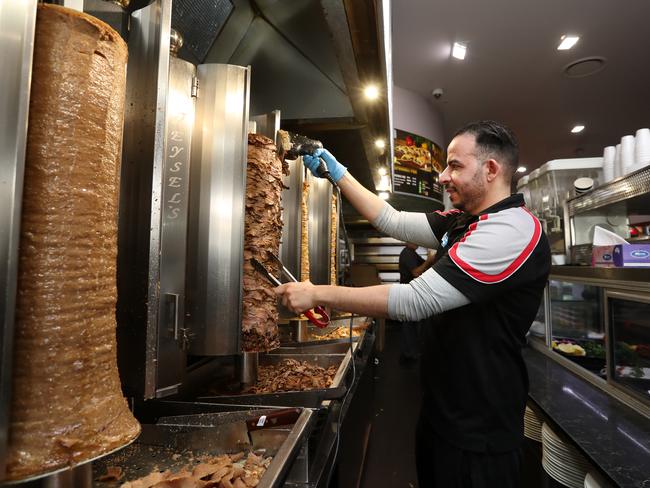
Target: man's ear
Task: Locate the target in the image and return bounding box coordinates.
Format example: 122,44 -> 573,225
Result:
484,159 -> 501,182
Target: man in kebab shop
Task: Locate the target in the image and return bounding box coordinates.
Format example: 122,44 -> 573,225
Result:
275,120 -> 551,488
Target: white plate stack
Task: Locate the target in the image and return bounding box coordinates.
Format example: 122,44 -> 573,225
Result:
584,471 -> 614,488
542,423 -> 592,488
524,405 -> 543,442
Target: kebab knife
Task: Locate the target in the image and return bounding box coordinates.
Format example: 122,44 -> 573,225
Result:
276,129 -> 338,187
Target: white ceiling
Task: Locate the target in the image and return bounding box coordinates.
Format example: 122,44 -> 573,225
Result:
392,0 -> 650,177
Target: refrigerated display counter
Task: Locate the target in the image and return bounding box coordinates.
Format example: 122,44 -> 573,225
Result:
524,265 -> 650,487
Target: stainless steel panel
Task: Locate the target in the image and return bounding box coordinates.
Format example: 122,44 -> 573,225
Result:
251,110 -> 281,140
155,55 -> 196,394
187,64 -> 250,356
116,0 -> 172,400
307,174 -> 333,285
0,0 -> 37,476
279,159 -> 305,286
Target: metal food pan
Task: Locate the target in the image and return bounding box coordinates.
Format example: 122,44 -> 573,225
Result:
197,352 -> 352,408
279,316 -> 372,344
93,408 -> 313,488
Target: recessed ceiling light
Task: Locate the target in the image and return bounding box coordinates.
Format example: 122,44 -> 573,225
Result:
517,166 -> 527,173
571,125 -> 585,133
364,85 -> 380,100
452,42 -> 467,60
557,35 -> 579,50
378,167 -> 387,176
375,139 -> 386,150
378,192 -> 390,200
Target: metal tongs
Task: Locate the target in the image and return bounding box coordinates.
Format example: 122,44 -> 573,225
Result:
251,253 -> 330,328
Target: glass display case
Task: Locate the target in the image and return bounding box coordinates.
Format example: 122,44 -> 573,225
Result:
548,280 -> 606,376
531,266 -> 650,415
607,292 -> 650,404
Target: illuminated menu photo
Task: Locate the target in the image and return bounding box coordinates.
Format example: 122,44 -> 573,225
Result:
392,129 -> 445,200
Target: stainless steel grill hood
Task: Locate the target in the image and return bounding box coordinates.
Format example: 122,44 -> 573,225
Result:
169,0 -> 392,194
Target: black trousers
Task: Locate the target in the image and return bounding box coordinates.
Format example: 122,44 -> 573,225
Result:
415,417 -> 522,488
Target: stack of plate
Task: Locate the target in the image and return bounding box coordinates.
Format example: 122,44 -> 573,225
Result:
542,423 -> 592,488
524,405 -> 543,442
584,471 -> 614,488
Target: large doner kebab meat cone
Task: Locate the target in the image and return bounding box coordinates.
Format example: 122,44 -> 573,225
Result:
7,4 -> 140,480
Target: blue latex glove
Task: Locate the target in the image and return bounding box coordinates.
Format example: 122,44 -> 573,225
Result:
303,148 -> 347,183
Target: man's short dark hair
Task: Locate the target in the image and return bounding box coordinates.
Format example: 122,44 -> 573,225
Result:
452,120 -> 519,181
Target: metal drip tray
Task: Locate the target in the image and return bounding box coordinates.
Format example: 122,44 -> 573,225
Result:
93,408 -> 313,488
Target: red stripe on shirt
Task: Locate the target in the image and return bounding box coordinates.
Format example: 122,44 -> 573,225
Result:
448,209 -> 541,283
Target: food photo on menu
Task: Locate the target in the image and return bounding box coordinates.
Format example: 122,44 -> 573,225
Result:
392,129 -> 445,199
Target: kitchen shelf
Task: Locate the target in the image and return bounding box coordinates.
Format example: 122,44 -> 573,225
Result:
567,164 -> 650,216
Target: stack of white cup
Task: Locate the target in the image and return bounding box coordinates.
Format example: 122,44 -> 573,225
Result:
602,146 -> 616,182
633,128 -> 650,172
620,135 -> 635,174
603,128 -> 650,182
614,143 -> 623,178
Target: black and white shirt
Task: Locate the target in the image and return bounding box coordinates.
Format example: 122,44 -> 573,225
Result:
377,193 -> 551,452
424,194 -> 550,452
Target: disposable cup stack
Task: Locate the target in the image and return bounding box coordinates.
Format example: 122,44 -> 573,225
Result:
620,135 -> 636,175
602,146 -> 616,183
630,128 -> 650,173
614,144 -> 622,178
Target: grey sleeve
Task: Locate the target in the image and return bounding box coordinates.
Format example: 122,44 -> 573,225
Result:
372,202 -> 439,249
387,269 -> 470,321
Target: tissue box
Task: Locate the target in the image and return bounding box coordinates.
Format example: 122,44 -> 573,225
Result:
592,246 -> 616,267
612,244 -> 650,267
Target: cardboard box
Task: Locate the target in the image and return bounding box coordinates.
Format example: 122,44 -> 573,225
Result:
612,244 -> 650,267
592,246 -> 616,267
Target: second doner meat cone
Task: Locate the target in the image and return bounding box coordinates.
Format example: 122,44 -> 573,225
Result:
242,134 -> 288,352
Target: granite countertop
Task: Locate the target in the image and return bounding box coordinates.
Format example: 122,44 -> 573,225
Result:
524,348 -> 650,488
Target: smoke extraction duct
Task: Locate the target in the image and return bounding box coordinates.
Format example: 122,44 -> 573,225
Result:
171,0 -> 233,63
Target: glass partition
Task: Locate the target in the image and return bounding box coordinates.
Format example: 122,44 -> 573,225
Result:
608,293 -> 650,403
549,280 -> 606,376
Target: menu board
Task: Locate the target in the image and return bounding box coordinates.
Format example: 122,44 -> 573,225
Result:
392,129 -> 445,200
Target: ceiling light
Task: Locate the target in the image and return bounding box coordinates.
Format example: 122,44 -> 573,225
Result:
364,85 -> 380,100
378,192 -> 389,200
375,139 -> 386,150
517,166 -> 527,173
378,167 -> 387,176
557,35 -> 579,50
571,125 -> 585,133
452,42 -> 467,60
